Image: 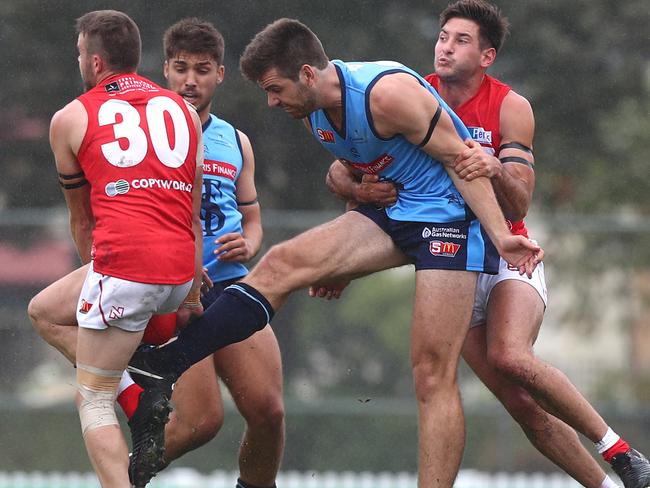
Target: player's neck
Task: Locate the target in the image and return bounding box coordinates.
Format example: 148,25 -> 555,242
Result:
96,70 -> 133,86
198,105 -> 212,125
322,63 -> 344,130
437,73 -> 484,109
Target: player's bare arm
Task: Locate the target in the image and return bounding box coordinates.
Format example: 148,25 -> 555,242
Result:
50,100 -> 94,264
369,74 -> 520,252
180,106 -> 205,320
217,129 -> 262,263
454,91 -> 535,222
492,91 -> 536,221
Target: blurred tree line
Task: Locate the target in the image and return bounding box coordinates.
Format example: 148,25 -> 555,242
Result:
2,0 -> 648,214
1,0 -> 650,474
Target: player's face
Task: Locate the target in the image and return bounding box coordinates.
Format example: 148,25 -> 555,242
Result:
164,52 -> 224,119
77,34 -> 96,91
434,18 -> 486,82
258,67 -> 318,119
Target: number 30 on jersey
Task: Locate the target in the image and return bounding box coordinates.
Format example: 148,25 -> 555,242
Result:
98,97 -> 190,169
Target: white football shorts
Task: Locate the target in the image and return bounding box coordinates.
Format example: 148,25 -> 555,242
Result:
76,262 -> 192,332
470,256 -> 548,328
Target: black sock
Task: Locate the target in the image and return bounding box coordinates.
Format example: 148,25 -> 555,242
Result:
236,478 -> 276,488
153,282 -> 274,378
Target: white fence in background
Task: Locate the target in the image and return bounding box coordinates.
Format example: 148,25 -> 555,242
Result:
0,468 -> 588,488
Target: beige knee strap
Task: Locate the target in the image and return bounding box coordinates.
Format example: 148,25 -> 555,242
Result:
76,363 -> 122,435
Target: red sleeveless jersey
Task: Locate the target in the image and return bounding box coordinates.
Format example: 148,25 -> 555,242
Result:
76,73 -> 198,284
425,73 -> 528,238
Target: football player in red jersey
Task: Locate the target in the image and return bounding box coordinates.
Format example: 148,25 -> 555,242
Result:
44,10 -> 203,488
29,16 -> 283,488
322,1 -> 650,488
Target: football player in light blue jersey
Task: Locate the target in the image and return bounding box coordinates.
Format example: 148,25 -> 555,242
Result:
157,18 -> 284,488
126,18 -> 543,488
322,2 -> 650,488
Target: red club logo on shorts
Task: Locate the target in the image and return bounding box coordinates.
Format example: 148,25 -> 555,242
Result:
109,306 -> 125,320
429,241 -> 461,258
79,299 -> 93,314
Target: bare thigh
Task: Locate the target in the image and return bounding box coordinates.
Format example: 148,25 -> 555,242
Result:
213,325 -> 283,414
248,211 -> 409,304
31,263 -> 89,325
76,326 -> 144,372
171,354 -> 223,425
411,269 -> 477,371
485,280 -> 545,357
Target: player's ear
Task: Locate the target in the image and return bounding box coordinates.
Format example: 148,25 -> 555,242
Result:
163,59 -> 170,80
93,54 -> 104,75
480,47 -> 496,69
300,64 -> 317,86
216,64 -> 225,85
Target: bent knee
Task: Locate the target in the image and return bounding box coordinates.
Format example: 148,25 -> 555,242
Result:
488,349 -> 534,384
170,404 -> 224,443
27,295 -> 49,332
240,396 -> 285,430
254,241 -> 319,291
253,244 -> 295,286
27,295 -> 41,324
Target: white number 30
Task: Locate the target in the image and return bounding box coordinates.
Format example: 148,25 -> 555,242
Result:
98,97 -> 190,169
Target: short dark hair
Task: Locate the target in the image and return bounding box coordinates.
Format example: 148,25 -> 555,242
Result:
439,0 -> 509,52
240,18 -> 328,82
163,18 -> 225,66
76,10 -> 141,72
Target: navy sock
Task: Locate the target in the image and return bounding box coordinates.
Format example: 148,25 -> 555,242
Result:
153,282 -> 274,379
236,478 -> 276,488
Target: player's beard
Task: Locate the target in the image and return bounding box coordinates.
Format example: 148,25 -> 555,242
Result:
286,84 -> 318,119
80,59 -> 96,92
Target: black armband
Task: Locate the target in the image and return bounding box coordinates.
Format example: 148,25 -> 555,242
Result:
499,142 -> 533,154
59,179 -> 89,190
237,198 -> 259,206
417,105 -> 442,148
499,156 -> 534,169
58,171 -> 85,180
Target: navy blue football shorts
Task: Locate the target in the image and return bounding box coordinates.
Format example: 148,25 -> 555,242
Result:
201,274 -> 247,308
352,204 -> 499,274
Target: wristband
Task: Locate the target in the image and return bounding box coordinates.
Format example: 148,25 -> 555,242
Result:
182,290 -> 202,309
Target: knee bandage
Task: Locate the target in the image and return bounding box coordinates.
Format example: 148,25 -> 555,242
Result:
76,363 -> 122,435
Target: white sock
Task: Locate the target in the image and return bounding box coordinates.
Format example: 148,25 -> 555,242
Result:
595,427 -> 620,454
117,370 -> 135,396
599,474 -> 620,488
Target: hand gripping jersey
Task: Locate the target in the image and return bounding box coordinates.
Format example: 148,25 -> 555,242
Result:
200,114 -> 248,282
425,73 -> 529,238
309,60 -> 476,224
76,73 -> 199,284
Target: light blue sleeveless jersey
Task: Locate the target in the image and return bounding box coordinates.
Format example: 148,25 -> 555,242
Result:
308,60 -> 473,223
200,114 -> 248,282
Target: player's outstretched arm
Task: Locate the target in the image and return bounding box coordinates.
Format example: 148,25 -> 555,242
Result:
369,74 -> 542,271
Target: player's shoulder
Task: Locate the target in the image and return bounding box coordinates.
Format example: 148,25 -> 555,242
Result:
51,99 -> 87,130
501,89 -> 533,115
371,70 -> 422,104
424,72 -> 438,86
484,74 -> 511,90
204,113 -> 240,139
